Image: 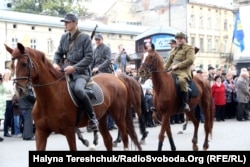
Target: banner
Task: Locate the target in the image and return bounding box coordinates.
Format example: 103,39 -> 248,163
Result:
232,12 -> 245,52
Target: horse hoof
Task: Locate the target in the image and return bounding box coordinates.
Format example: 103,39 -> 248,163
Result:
89,144 -> 96,151
84,140 -> 89,147
113,142 -> 118,147
177,131 -> 183,134
193,145 -> 199,151
140,139 -> 146,145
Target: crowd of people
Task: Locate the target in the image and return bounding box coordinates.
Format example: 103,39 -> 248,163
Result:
0,69 -> 36,142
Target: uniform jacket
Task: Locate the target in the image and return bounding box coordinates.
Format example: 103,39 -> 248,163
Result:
212,83 -> 226,105
164,43 -> 195,80
91,43 -> 112,73
236,76 -> 250,103
53,30 -> 93,80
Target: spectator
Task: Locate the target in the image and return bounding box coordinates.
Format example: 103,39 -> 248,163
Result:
2,69 -> 15,137
212,76 -> 226,121
0,73 -> 5,141
236,69 -> 250,121
145,89 -> 155,127
117,48 -> 130,73
208,66 -> 215,86
12,94 -> 22,137
223,72 -> 237,119
18,86 -> 36,140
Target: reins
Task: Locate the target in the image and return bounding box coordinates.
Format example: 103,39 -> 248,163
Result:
13,52 -> 66,88
32,75 -> 65,87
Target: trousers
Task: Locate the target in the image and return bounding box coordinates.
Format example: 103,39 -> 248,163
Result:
73,78 -> 88,100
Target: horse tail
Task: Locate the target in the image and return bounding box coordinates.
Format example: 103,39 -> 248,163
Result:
138,84 -> 147,135
209,95 -> 214,139
125,103 -> 142,150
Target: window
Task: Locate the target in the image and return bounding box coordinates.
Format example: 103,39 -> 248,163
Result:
223,19 -> 228,31
191,37 -> 195,46
199,38 -> 204,52
214,39 -> 219,52
11,37 -> 18,48
223,39 -> 227,53
30,39 -> 37,49
47,39 -> 53,54
199,15 -> 204,28
190,14 -> 195,27
207,16 -> 212,29
207,38 -> 212,52
214,17 -> 219,30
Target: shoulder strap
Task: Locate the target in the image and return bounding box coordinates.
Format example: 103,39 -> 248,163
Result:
67,32 -> 83,55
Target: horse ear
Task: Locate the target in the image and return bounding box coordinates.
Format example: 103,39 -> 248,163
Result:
4,44 -> 13,54
17,43 -> 25,54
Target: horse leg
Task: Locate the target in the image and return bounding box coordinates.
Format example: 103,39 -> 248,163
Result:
64,128 -> 77,151
113,130 -> 121,147
186,111 -> 199,151
93,130 -> 98,145
98,116 -> 113,151
158,114 -> 176,151
113,114 -> 129,150
75,128 -> 89,147
35,127 -> 51,151
138,114 -> 148,144
164,115 -> 176,151
202,102 -> 213,151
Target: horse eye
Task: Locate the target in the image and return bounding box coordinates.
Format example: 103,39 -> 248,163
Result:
21,62 -> 27,67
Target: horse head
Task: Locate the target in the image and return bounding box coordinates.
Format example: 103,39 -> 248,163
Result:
4,43 -> 37,97
138,50 -> 164,79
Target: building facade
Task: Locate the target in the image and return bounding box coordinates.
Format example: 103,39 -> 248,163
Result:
187,1 -> 234,70
0,9 -> 149,72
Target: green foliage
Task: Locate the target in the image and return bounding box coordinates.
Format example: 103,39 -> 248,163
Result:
12,0 -> 90,17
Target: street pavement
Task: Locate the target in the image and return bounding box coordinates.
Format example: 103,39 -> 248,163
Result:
0,118 -> 250,166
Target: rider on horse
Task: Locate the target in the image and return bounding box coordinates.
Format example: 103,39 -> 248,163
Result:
164,32 -> 195,112
52,13 -> 98,131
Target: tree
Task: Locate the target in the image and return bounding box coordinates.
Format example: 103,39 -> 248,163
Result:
12,0 -> 92,17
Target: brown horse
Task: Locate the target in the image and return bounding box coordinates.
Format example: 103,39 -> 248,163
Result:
138,50 -> 214,151
113,74 -> 148,146
5,43 -> 141,151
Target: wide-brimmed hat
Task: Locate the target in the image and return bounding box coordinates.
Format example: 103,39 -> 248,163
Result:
60,13 -> 78,22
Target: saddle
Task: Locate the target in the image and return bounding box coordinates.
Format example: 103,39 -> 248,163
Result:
172,74 -> 199,111
65,75 -> 104,107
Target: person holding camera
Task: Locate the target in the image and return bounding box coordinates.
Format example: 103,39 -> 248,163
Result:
117,48 -> 130,73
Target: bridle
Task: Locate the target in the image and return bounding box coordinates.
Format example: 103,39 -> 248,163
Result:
12,52 -> 65,88
140,52 -> 166,74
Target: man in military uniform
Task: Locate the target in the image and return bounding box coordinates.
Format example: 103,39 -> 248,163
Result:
53,13 -> 98,131
91,33 -> 112,74
164,32 -> 195,112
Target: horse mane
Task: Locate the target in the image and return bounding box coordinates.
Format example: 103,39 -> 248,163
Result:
152,50 -> 165,72
26,47 -> 64,79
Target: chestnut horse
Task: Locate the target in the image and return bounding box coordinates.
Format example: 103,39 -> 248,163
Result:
139,50 -> 214,151
5,43 -> 141,151
113,74 -> 148,146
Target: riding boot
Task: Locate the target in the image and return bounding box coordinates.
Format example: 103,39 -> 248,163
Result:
182,91 -> 190,112
81,96 -> 99,131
